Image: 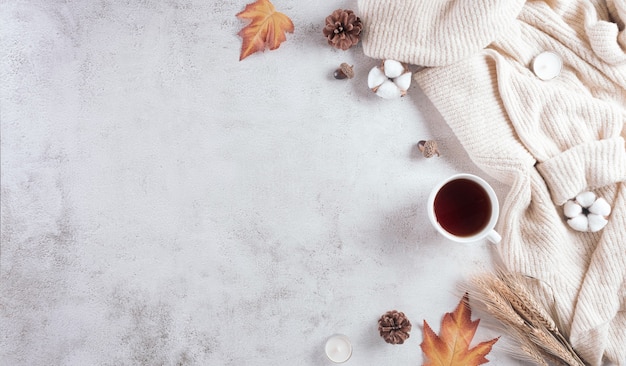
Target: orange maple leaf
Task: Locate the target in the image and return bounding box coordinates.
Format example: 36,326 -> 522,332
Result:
236,0 -> 294,61
420,293 -> 499,366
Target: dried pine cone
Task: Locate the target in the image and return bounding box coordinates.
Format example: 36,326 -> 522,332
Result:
378,310 -> 412,344
323,9 -> 362,50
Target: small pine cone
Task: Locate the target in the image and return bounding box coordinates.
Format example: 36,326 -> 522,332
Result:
378,310 -> 412,344
323,9 -> 363,50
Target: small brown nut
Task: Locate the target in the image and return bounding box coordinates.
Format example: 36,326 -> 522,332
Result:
417,140 -> 440,158
333,63 -> 354,79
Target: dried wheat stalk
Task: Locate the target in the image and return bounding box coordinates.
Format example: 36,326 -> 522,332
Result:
499,271 -> 567,332
529,327 -> 584,365
498,271 -> 583,361
464,269 -> 587,366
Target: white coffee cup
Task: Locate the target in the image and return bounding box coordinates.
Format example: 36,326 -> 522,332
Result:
427,173 -> 501,244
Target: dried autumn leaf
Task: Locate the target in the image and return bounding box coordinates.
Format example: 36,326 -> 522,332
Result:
236,0 -> 294,61
421,293 -> 499,366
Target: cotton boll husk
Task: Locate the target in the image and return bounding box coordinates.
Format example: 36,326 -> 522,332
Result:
376,80 -> 402,99
575,191 -> 596,208
567,215 -> 589,232
588,197 -> 611,216
563,200 -> 582,218
587,214 -> 608,232
383,60 -> 404,78
394,72 -> 412,92
368,66 -> 387,89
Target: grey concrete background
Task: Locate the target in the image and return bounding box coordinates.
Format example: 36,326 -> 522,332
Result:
1,0 -> 520,365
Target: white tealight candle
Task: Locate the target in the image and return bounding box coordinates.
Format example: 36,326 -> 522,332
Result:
532,51 -> 562,81
325,334 -> 352,363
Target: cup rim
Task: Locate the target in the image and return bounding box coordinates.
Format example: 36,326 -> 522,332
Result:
427,173 -> 500,243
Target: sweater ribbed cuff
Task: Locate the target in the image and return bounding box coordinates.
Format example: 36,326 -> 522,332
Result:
536,137 -> 626,205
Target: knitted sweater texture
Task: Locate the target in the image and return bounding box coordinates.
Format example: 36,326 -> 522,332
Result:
358,0 -> 626,364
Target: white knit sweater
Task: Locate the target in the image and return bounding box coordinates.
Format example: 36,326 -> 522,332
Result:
358,0 -> 626,364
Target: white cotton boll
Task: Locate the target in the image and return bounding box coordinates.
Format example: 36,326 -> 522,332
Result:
383,60 -> 405,78
564,192 -> 612,232
588,197 -> 611,217
563,200 -> 582,218
368,66 -> 387,89
576,191 -> 596,208
587,214 -> 608,232
567,214 -> 589,232
394,72 -> 412,91
376,80 -> 402,99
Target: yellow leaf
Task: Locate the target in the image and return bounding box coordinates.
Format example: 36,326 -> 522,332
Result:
236,0 -> 294,61
420,293 -> 499,366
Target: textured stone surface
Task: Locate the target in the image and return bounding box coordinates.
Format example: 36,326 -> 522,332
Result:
1,1 -> 518,365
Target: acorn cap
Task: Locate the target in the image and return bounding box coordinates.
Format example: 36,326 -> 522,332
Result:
417,140 -> 440,158
334,63 -> 354,79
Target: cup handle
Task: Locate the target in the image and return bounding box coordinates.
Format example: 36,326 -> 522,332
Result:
486,230 -> 501,244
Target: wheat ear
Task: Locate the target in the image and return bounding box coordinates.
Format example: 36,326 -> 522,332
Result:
466,271 -> 587,366
467,277 -> 550,363
529,326 -> 585,366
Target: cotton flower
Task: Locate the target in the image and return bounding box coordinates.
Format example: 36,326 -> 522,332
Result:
367,60 -> 412,99
564,191 -> 611,232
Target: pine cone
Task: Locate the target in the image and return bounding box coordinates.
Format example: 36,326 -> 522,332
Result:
323,9 -> 362,50
378,310 -> 412,344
